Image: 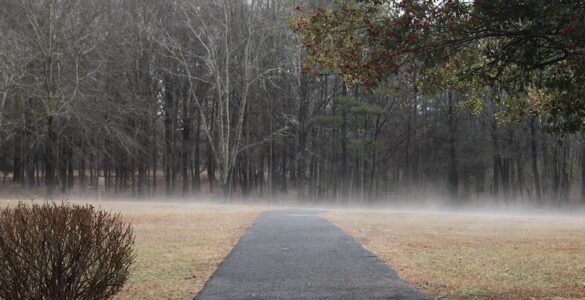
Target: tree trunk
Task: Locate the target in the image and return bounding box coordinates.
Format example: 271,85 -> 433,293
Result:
80,153 -> 86,193
12,134 -> 22,184
560,135 -> 570,203
192,116 -> 201,193
68,146 -> 74,190
340,84 -> 349,203
207,142 -> 214,193
581,132 -> 585,204
530,117 -> 542,203
45,116 -> 57,198
491,100 -> 500,199
138,162 -> 146,197
447,91 -> 458,202
182,111 -> 191,197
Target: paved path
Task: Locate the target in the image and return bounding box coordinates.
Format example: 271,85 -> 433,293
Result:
196,209 -> 428,300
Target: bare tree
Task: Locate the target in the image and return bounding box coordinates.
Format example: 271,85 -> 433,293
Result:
159,0 -> 283,198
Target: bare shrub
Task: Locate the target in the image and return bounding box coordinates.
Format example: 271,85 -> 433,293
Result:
0,202 -> 134,299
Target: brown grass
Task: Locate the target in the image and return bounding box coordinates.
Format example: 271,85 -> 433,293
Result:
0,199 -> 263,300
325,210 -> 585,299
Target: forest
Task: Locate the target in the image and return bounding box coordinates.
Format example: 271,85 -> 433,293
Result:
0,0 -> 584,206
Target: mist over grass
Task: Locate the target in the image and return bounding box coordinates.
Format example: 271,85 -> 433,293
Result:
2,190 -> 585,220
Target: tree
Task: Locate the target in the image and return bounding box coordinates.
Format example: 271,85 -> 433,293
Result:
3,0 -> 107,197
292,0 -> 585,132
159,0 -> 285,198
1,0 -> 584,207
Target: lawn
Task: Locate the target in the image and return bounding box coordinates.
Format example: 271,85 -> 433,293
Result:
325,210 -> 585,299
0,199 -> 264,300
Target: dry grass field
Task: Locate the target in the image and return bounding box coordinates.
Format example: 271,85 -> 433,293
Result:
325,210 -> 585,299
0,199 -> 264,300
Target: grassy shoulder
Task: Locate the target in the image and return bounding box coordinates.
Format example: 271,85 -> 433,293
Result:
0,199 -> 263,299
324,210 -> 585,299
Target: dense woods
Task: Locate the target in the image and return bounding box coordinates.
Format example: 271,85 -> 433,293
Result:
0,0 -> 584,206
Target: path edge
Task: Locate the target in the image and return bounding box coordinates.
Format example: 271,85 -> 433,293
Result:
192,210 -> 272,300
318,211 -> 430,300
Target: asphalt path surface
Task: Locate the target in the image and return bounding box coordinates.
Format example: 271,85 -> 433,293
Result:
196,209 -> 428,299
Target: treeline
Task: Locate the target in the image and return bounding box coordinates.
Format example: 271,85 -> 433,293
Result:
0,0 -> 583,205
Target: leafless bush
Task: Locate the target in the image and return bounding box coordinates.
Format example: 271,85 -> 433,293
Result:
0,202 -> 134,299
